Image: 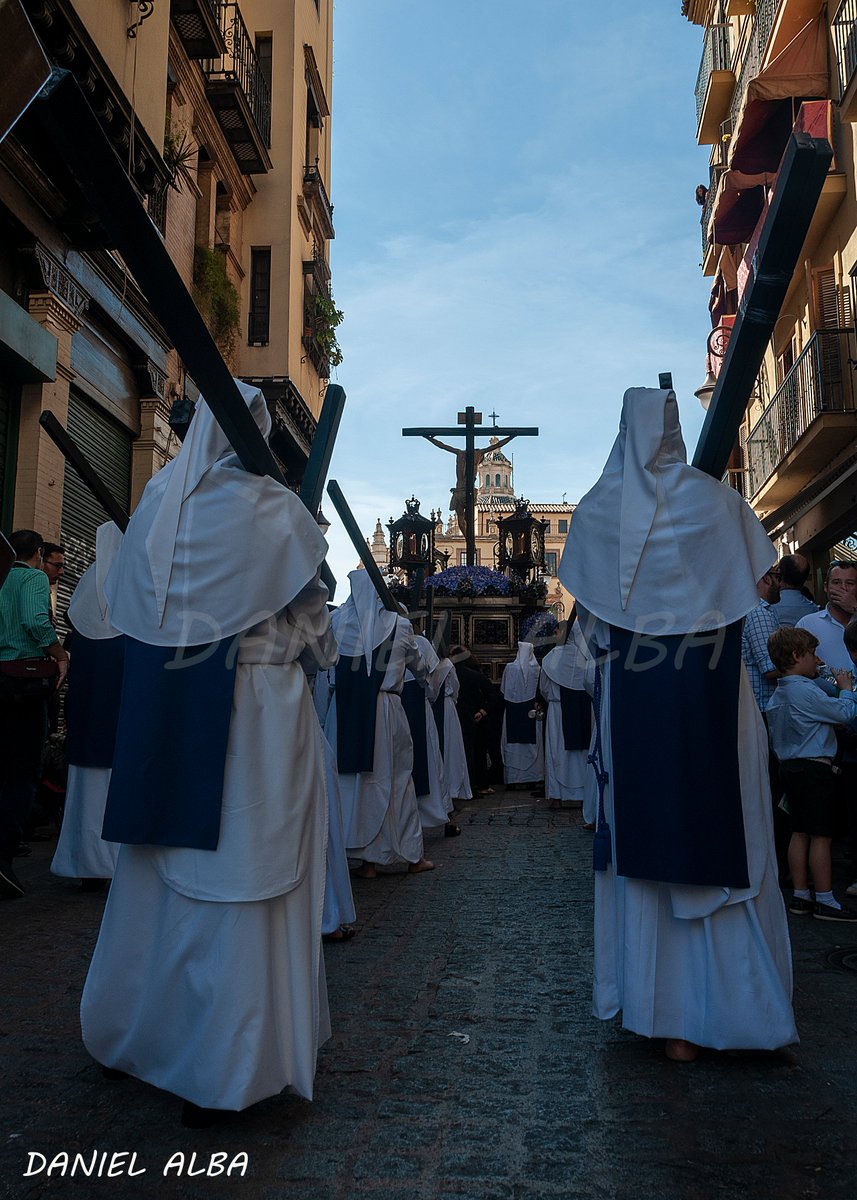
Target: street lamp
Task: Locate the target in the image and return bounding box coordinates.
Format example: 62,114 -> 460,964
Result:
694,369 -> 717,411
316,507 -> 331,536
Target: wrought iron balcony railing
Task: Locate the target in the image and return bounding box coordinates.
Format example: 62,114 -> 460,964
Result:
303,163 -> 335,240
729,0 -> 777,133
695,23 -> 732,127
172,0 -> 226,59
833,0 -> 857,100
745,329 -> 856,497
700,162 -> 722,258
204,2 -> 271,167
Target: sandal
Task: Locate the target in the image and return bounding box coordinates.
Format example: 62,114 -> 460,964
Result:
322,925 -> 357,943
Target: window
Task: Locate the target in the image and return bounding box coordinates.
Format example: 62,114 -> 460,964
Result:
256,35 -> 273,96
495,473 -> 501,487
504,474 -> 509,486
558,519 -> 568,534
459,551 -> 467,565
248,247 -> 271,344
545,551 -> 558,576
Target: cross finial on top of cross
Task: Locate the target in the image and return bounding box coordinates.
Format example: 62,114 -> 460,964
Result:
489,410 -> 499,427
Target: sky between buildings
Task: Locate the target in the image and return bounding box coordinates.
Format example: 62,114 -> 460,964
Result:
322,0 -> 712,593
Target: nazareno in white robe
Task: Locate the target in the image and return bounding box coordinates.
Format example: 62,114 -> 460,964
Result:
51,523 -> 122,881
586,615 -> 797,1049
500,642 -> 544,784
326,573 -> 426,867
81,381 -> 335,1109
410,635 -> 452,830
81,594 -> 334,1108
312,671 -> 357,935
560,388 -> 796,1050
539,628 -> 594,804
432,658 -> 472,801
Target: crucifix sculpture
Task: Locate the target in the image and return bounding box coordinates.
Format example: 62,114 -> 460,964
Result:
403,406 -> 538,566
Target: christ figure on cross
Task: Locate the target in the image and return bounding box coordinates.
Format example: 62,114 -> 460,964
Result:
425,433 -> 516,544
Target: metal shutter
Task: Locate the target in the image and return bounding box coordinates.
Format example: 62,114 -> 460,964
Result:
58,389 -> 132,626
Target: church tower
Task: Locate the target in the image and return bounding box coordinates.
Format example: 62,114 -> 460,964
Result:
477,437 -> 514,499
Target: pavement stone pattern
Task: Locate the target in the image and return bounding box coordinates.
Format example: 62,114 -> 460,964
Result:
1,786 -> 857,1199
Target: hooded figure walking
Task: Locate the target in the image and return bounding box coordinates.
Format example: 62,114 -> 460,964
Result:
560,387 -> 797,1061
81,381 -> 335,1124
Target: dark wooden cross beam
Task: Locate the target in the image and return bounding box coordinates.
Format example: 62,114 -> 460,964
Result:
403,407 -> 538,565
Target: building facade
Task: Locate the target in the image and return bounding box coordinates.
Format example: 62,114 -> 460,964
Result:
685,0 -> 857,586
0,0 -> 335,612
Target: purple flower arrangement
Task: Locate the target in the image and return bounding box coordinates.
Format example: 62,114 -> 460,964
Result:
425,565 -> 512,597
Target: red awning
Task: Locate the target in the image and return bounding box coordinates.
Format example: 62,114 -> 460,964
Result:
729,16 -> 828,174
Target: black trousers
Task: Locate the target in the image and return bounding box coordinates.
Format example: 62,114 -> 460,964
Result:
0,695 -> 48,862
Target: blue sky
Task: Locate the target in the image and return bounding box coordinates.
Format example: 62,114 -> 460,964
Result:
322,1 -> 713,592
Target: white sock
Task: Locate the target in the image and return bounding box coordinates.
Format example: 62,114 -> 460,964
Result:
793,888 -> 812,900
815,890 -> 840,909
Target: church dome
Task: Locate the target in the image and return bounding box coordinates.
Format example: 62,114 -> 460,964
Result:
478,437 -> 514,498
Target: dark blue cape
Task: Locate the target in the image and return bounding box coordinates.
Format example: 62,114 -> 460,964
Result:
402,679 -> 430,797
504,698 -> 537,744
334,634 -> 393,774
609,621 -> 749,888
559,686 -> 592,752
102,637 -> 236,850
65,632 -> 125,769
432,693 -> 445,758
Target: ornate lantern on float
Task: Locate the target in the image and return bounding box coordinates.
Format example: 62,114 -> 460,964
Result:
387,497 -> 434,583
496,496 -> 546,581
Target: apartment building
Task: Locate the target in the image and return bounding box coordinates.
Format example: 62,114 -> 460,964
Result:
686,0 -> 857,581
0,0 -> 335,612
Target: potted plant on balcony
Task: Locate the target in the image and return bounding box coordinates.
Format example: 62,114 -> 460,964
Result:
304,292 -> 344,374
193,246 -> 240,365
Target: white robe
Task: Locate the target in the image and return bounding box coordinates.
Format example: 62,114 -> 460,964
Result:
326,615 -> 426,867
589,619 -> 797,1050
435,660 -> 471,801
409,646 -> 452,829
51,767 -> 119,880
539,673 -> 589,803
81,593 -> 333,1109
501,643 -> 544,783
321,731 -> 356,935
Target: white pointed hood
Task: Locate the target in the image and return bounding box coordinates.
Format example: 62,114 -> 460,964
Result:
331,569 -> 398,672
104,379 -> 327,646
501,641 -> 541,702
559,388 -> 775,634
67,521 -> 124,641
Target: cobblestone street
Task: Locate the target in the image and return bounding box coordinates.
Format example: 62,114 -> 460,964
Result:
2,787 -> 857,1200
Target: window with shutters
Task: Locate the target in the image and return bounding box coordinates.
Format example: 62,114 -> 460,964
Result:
248,247 -> 271,345
58,390 -> 132,629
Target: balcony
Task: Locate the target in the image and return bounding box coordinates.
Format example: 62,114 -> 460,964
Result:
300,163 -> 335,241
171,0 -> 226,59
834,0 -> 857,119
745,329 -> 857,506
203,2 -> 272,174
695,24 -> 735,145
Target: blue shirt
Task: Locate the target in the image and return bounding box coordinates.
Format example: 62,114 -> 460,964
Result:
766,674 -> 857,760
741,599 -> 780,710
774,589 -> 819,628
795,607 -> 851,677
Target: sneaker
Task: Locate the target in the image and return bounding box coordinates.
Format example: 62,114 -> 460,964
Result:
788,896 -> 816,915
846,881 -> 857,897
0,860 -> 24,899
812,901 -> 857,922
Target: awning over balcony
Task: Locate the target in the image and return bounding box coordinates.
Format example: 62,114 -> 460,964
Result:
693,131 -> 833,480
730,16 -> 828,173
712,170 -> 773,244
